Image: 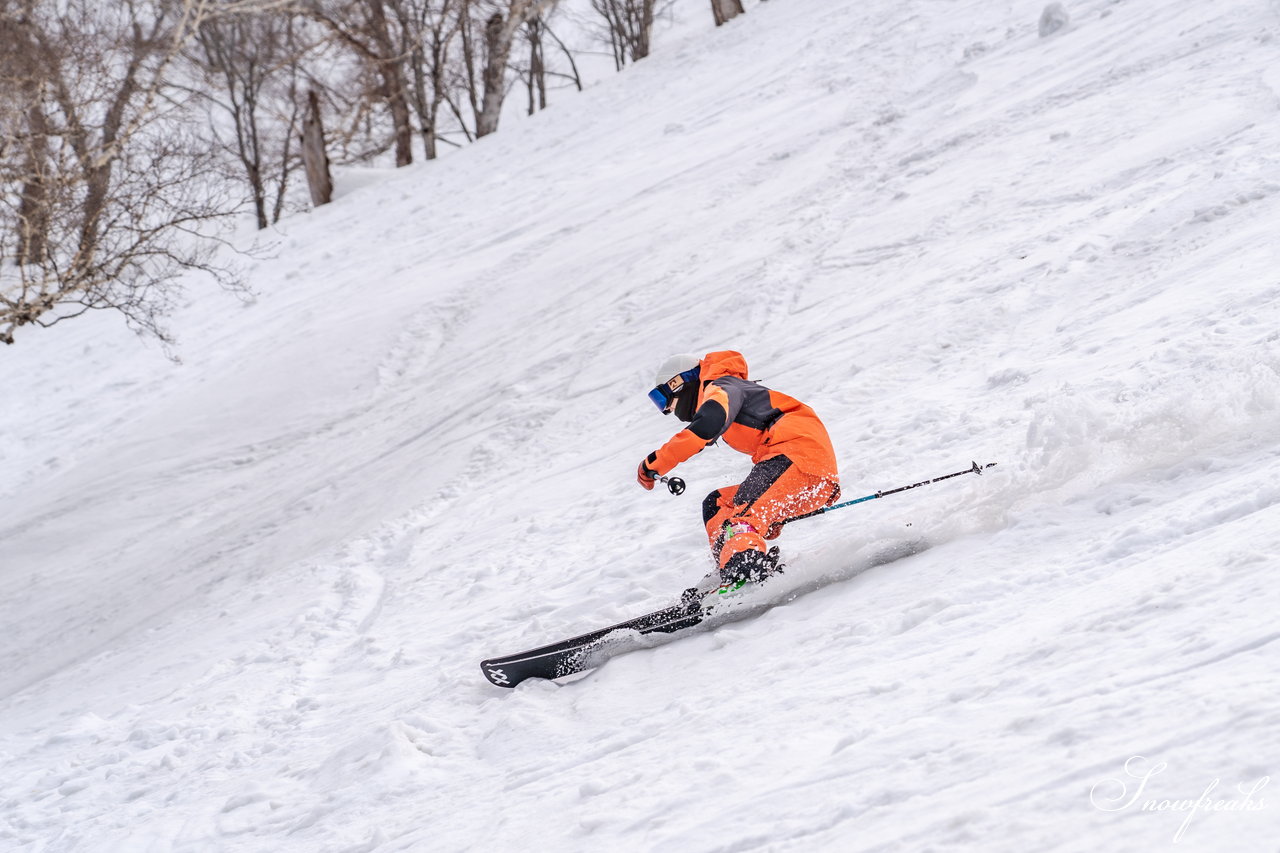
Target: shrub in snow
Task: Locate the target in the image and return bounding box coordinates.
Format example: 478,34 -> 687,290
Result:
1039,3 -> 1070,37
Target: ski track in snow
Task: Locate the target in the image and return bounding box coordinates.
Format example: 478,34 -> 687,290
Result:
3,0 -> 1280,850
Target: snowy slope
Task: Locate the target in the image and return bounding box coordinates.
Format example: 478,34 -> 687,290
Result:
3,0 -> 1280,850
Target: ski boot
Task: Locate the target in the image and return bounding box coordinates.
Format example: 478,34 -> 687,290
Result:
681,547 -> 784,604
716,546 -> 783,594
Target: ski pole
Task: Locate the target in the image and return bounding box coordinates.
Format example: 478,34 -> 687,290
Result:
783,460 -> 997,526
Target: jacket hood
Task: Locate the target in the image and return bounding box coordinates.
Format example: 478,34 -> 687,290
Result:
700,350 -> 749,382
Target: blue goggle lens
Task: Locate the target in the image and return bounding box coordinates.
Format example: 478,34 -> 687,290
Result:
648,385 -> 672,412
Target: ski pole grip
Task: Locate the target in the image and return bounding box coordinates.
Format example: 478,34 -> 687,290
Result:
658,476 -> 686,496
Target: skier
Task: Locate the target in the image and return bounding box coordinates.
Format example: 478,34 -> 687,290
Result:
638,350 -> 841,591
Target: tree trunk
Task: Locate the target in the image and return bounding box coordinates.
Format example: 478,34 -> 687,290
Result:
711,0 -> 744,26
459,0 -> 481,132
381,61 -> 415,166
301,90 -> 333,207
476,13 -> 507,137
237,89 -> 269,229
476,0 -> 534,138
409,45 -> 433,160
527,18 -> 545,115
635,0 -> 655,60
364,0 -> 414,166
76,48 -> 144,269
272,93 -> 299,224
15,100 -> 51,266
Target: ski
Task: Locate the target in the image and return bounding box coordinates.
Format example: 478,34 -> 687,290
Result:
480,598 -> 707,688
479,570 -> 782,689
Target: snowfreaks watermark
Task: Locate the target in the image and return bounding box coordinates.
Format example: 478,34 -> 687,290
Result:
1090,756 -> 1269,843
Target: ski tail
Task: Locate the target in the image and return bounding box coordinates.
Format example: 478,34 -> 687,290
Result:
481,600 -> 704,688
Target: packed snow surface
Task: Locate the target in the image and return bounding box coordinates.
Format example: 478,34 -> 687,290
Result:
3,0 -> 1280,850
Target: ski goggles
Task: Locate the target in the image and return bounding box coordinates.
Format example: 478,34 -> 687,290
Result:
647,367 -> 699,414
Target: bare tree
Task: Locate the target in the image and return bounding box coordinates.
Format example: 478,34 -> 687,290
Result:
386,0 -> 462,160
0,0 -> 260,347
188,9 -> 307,228
307,0 -> 416,166
513,10 -> 584,112
4,31 -> 53,267
710,0 -> 743,27
524,13 -> 546,115
590,0 -> 657,69
474,0 -> 553,138
446,0 -> 482,140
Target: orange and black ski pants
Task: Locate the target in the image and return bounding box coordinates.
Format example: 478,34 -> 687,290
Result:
703,455 -> 840,570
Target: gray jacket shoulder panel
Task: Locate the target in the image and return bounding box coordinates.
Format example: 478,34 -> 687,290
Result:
711,377 -> 783,434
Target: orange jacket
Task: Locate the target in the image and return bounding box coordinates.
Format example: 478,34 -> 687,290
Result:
648,350 -> 839,480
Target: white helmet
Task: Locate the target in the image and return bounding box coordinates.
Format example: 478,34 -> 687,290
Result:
654,353 -> 700,386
